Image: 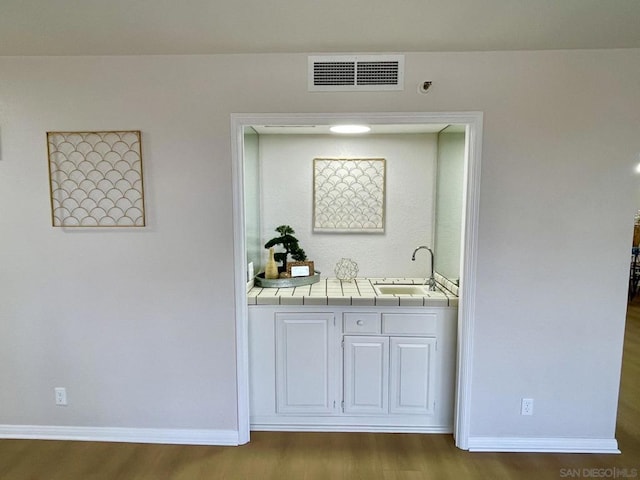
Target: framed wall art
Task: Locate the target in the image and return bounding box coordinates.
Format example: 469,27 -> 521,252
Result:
47,130 -> 146,227
313,158 -> 385,233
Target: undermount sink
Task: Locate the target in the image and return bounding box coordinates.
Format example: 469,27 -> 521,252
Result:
374,284 -> 431,296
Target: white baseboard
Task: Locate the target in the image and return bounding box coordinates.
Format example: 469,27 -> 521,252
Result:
468,436 -> 620,454
251,424 -> 452,434
0,424 -> 239,446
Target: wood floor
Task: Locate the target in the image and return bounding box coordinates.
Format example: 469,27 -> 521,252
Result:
2,306 -> 639,480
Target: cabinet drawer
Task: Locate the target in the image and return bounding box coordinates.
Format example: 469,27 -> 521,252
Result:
382,313 -> 437,335
343,313 -> 381,334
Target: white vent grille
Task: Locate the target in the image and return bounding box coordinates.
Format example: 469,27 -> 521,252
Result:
313,61 -> 355,86
309,55 -> 404,91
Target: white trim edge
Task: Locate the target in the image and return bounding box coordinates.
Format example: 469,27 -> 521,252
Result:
231,114 -> 251,446
452,114 -> 483,451
251,424 -> 452,433
0,425 -> 239,446
231,111 -> 483,451
468,436 -> 620,454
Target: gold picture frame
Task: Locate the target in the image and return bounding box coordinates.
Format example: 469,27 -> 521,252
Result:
287,261 -> 315,278
47,130 -> 146,227
313,158 -> 386,233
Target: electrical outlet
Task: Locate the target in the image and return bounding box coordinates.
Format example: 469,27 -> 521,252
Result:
521,398 -> 533,416
54,387 -> 67,406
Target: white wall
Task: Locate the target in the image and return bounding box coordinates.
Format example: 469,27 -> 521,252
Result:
434,130 -> 465,283
0,50 -> 638,446
244,128 -> 261,279
259,133 -> 437,278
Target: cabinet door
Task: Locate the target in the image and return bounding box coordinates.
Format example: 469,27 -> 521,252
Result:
389,337 -> 436,415
343,336 -> 389,414
275,313 -> 335,414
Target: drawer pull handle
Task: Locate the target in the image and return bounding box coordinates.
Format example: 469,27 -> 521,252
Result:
356,320 -> 364,326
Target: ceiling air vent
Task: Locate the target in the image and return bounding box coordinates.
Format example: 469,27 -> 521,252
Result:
308,55 -> 404,92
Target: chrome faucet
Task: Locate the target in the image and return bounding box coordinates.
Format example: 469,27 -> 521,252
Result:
412,246 -> 436,291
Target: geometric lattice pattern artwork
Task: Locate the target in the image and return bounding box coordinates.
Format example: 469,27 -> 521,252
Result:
47,130 -> 146,227
313,158 -> 385,233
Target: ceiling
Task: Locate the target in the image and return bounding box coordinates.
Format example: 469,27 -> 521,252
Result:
1,0 -> 640,56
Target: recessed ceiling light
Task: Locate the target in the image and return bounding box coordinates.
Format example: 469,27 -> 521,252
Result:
329,125 -> 371,134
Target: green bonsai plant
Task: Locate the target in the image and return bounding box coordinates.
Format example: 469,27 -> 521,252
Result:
264,225 -> 307,274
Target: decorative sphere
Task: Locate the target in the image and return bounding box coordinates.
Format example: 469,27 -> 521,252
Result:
334,258 -> 359,282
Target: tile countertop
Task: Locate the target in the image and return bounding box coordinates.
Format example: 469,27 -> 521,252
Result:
247,277 -> 458,307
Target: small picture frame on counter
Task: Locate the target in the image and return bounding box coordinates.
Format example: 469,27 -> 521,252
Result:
287,261 -> 315,278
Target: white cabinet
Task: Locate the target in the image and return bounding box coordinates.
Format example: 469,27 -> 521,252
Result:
275,312 -> 336,414
248,305 -> 457,433
344,335 -> 436,416
343,336 -> 389,414
389,337 -> 436,415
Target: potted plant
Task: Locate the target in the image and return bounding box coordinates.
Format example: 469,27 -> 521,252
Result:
264,225 -> 307,274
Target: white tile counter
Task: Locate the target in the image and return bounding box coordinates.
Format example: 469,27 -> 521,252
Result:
247,277 -> 458,307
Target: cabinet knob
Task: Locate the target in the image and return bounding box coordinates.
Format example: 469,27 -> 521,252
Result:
356,320 -> 364,326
